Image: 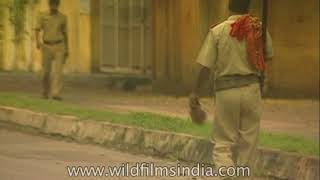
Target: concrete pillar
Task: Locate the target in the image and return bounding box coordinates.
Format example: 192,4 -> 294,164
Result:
24,3 -> 33,71
59,0 -> 80,73
0,3 -> 5,69
90,0 -> 101,72
30,2 -> 42,72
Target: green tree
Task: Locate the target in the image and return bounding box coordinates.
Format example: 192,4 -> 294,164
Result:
0,0 -> 38,70
10,0 -> 29,43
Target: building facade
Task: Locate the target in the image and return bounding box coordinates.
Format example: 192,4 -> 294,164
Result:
0,0 -> 319,97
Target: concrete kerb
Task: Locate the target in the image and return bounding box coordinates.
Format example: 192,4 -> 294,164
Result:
0,106 -> 46,129
44,114 -> 79,137
0,105 -> 318,180
254,148 -> 320,180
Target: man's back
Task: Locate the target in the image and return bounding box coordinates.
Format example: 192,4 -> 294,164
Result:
197,15 -> 273,79
191,0 -> 273,172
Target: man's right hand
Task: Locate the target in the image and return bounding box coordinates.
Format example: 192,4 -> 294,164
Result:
189,92 -> 200,109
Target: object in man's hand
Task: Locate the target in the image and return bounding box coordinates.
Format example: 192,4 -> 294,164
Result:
190,105 -> 207,124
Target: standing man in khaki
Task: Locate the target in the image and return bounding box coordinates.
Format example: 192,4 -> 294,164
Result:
35,0 -> 68,100
189,0 -> 273,172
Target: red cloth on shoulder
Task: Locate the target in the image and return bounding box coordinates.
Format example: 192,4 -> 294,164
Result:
230,15 -> 266,72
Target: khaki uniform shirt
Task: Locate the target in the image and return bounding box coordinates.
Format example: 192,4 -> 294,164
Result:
196,15 -> 273,79
36,11 -> 67,42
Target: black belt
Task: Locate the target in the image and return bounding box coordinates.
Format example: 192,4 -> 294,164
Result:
215,74 -> 260,92
43,40 -> 63,45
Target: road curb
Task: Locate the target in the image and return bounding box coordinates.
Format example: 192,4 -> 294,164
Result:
0,106 -> 318,180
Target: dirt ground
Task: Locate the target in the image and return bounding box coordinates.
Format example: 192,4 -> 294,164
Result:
0,72 -> 319,141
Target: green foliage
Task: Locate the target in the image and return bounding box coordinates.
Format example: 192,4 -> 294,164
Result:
9,0 -> 29,43
3,0 -> 38,43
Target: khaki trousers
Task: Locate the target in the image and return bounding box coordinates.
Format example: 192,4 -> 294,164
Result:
212,83 -> 262,169
41,43 -> 65,98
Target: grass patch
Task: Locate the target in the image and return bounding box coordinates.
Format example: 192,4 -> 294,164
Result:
0,92 -> 318,156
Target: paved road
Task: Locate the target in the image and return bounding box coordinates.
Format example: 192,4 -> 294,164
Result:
0,128 -> 205,180
0,127 -> 276,180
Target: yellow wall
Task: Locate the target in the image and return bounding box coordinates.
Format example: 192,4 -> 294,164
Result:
1,2 -> 15,71
268,0 -> 319,97
152,0 -> 207,93
79,14 -> 92,73
1,0 -> 92,73
152,0 -> 319,97
1,0 -> 318,97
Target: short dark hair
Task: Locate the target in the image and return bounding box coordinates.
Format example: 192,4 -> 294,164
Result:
49,0 -> 60,5
229,0 -> 251,14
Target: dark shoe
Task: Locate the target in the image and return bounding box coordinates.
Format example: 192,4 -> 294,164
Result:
52,96 -> 63,101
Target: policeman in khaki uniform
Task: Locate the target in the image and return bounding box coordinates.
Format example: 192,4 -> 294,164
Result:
189,0 -> 273,173
35,0 -> 68,100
